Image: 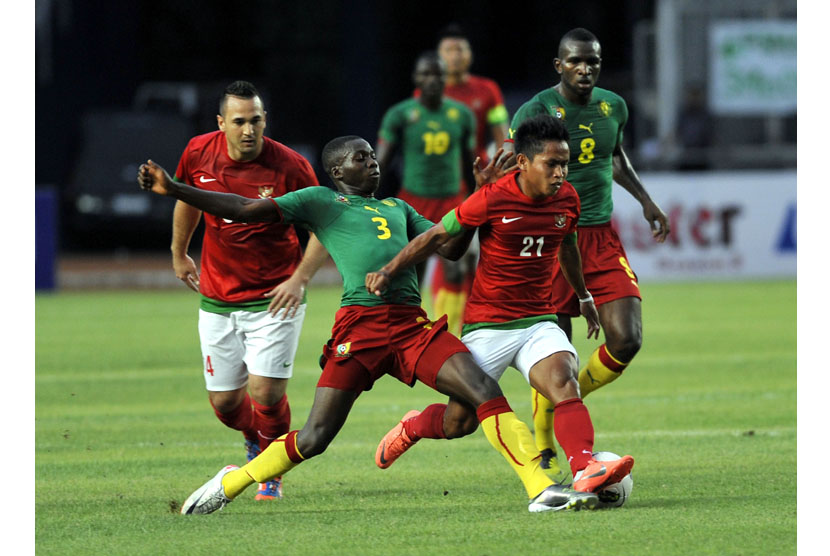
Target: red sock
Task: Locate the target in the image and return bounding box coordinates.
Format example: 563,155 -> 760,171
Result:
252,395 -> 291,451
211,392 -> 256,443
553,398 -> 595,474
403,403 -> 447,440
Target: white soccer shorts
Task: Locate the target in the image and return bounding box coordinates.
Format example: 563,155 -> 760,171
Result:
461,321 -> 578,383
197,305 -> 306,391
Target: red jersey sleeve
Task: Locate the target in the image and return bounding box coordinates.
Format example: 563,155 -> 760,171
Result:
174,138 -> 195,183
454,185 -> 491,228
285,151 -> 319,192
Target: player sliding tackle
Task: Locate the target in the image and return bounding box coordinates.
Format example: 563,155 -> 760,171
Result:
138,135 -> 599,513
366,114 -> 634,493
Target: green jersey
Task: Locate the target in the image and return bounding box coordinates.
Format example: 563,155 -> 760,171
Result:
271,187 -> 434,307
509,86 -> 628,225
378,97 -> 475,198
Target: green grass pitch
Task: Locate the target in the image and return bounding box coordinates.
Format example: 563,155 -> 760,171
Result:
35,280 -> 796,555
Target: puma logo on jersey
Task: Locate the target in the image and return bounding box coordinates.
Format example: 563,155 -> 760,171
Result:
364,205 -> 380,214
578,123 -> 594,133
199,175 -> 217,183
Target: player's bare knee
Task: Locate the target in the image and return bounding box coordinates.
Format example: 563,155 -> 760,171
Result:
443,413 -> 479,439
248,376 -> 287,406
208,390 -> 245,414
296,424 -> 334,459
607,332 -> 642,362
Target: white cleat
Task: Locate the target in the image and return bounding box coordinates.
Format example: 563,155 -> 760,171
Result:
528,484 -> 599,512
180,465 -> 239,515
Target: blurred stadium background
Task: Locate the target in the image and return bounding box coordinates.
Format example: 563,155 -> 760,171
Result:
34,0 -> 796,290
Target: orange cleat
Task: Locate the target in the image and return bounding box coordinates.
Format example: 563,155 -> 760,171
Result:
573,455 -> 635,493
255,477 -> 283,500
375,410 -> 421,469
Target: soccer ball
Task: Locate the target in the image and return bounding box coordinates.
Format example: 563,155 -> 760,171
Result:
592,451 -> 633,508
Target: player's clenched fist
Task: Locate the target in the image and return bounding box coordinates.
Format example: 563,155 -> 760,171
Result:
365,270 -> 390,297
137,159 -> 175,196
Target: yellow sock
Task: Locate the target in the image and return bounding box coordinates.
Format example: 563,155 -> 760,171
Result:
578,344 -> 628,398
221,432 -> 305,498
530,387 -> 556,453
434,289 -> 466,337
478,406 -> 552,499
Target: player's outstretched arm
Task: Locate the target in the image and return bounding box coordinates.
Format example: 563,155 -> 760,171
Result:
365,223 -> 452,296
611,145 -> 670,243
265,233 -> 330,318
137,159 -> 280,223
557,240 -> 600,339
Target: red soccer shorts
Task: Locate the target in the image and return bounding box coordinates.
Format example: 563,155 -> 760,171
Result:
551,223 -> 642,316
397,189 -> 466,224
317,305 -> 469,393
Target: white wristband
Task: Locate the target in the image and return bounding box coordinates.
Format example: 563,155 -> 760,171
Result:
578,294 -> 593,304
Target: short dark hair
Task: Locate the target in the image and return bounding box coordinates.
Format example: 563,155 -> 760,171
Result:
321,135 -> 363,179
514,114 -> 570,160
558,27 -> 600,58
415,50 -> 442,70
437,23 -> 468,44
219,80 -> 261,115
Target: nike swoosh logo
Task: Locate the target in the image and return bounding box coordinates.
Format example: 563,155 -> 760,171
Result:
199,176 -> 217,183
583,464 -> 606,479
282,362 -> 291,367
501,216 -> 522,224
379,443 -> 389,465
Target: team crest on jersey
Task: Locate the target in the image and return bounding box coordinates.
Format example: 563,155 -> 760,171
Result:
553,214 -> 568,228
599,101 -> 612,117
258,185 -> 274,198
381,199 -> 397,207
552,106 -> 566,119
447,107 -> 460,120
472,98 -> 482,110
335,193 -> 351,205
336,342 -> 352,357
408,108 -> 421,123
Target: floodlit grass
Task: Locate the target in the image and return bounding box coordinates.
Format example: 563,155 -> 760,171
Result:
35,281 -> 796,555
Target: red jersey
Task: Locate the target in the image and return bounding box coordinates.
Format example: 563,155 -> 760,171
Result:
416,74 -> 508,161
446,171 -> 580,325
175,131 -> 319,305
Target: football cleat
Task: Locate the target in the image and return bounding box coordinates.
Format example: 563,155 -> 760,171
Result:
375,410 -> 421,469
245,439 -> 261,463
528,484 -> 599,512
180,465 -> 238,515
539,448 -> 558,470
573,455 -> 635,493
255,477 -> 283,500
